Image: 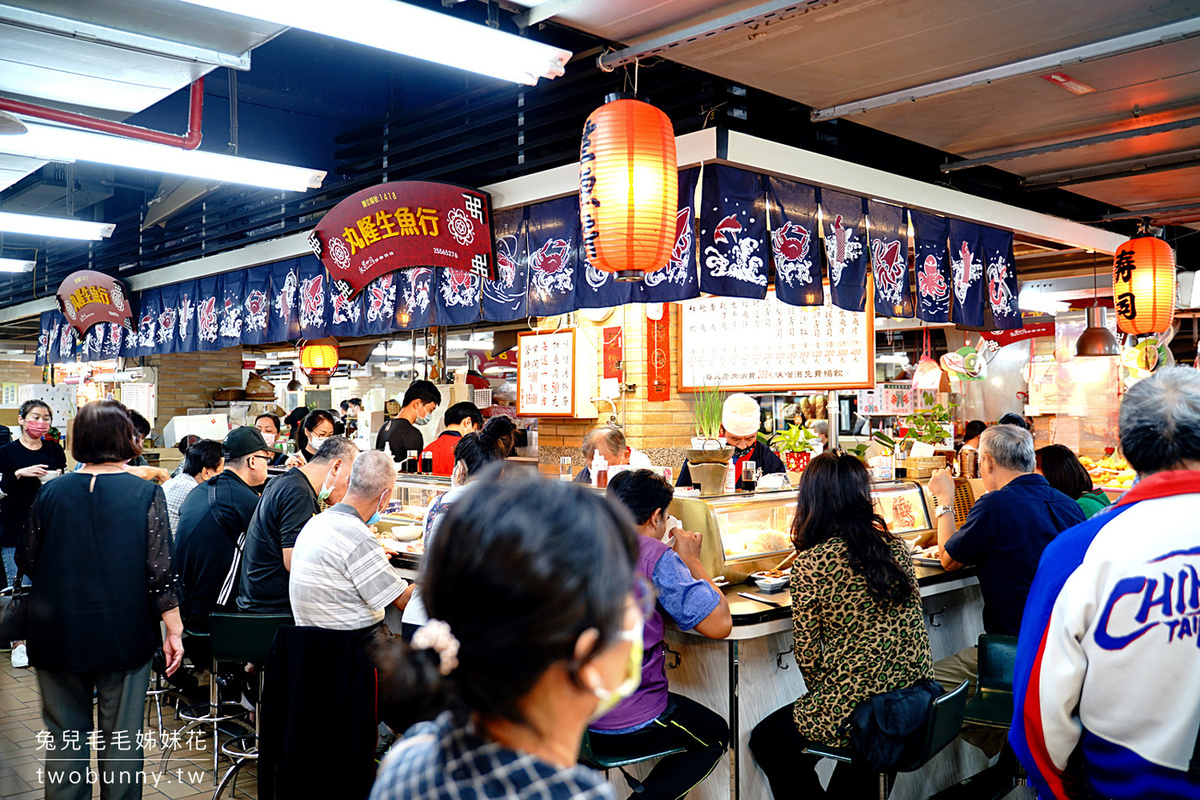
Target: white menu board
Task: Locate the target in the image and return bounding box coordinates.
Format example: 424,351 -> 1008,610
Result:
517,329 -> 584,418
120,383 -> 157,426
679,290 -> 874,391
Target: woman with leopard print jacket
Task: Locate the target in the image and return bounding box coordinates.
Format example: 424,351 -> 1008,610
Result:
749,450 -> 934,799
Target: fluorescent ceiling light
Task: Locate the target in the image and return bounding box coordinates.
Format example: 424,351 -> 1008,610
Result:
1,122 -> 326,193
0,211 -> 114,241
0,257 -> 35,272
176,0 -> 571,86
1018,292 -> 1070,315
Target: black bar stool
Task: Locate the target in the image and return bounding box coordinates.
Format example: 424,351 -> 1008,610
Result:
579,730 -> 687,794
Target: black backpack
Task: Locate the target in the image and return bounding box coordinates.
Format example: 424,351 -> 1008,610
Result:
837,679 -> 945,771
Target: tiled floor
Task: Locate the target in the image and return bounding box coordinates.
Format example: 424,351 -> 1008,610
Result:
0,651 -> 259,800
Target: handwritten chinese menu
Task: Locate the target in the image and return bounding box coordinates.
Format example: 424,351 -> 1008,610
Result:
517,330 -> 578,417
679,290 -> 874,391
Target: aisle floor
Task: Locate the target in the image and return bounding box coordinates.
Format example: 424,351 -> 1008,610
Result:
0,652 -> 258,800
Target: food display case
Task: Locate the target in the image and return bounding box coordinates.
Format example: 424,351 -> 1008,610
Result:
375,474 -> 452,558
670,480 -> 936,584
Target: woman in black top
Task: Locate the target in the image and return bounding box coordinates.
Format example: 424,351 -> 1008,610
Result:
288,408 -> 336,467
0,400 -> 67,590
17,400 -> 183,793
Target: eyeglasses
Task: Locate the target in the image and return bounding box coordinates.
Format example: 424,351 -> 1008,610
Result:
247,454 -> 270,466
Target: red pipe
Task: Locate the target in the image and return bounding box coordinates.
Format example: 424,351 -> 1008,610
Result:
0,77 -> 204,150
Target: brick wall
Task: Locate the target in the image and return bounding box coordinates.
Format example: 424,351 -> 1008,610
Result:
0,359 -> 46,388
146,347 -> 245,428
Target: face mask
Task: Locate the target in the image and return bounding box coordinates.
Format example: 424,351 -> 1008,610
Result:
366,490 -> 390,527
260,432 -> 276,445
450,461 -> 467,488
308,435 -> 327,451
317,469 -> 335,503
24,421 -> 50,439
589,614 -> 644,721
732,444 -> 754,460
415,409 -> 434,427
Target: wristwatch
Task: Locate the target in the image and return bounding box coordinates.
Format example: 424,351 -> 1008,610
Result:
934,504 -> 953,519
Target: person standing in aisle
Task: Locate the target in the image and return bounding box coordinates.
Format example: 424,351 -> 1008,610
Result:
675,393 -> 785,488
385,380 -> 441,467
420,402 -> 482,476
238,437 -> 358,615
0,400 -> 67,668
161,439 -> 224,536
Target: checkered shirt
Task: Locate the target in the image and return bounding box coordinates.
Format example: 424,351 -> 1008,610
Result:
370,712 -> 614,800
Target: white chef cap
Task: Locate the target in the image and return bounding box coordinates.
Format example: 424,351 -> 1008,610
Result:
722,393 -> 760,437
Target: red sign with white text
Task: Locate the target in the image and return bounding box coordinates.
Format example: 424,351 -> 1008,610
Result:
979,321 -> 1054,347
56,270 -> 134,336
309,181 -> 494,299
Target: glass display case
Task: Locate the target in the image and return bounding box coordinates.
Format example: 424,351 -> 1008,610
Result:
669,480 -> 935,584
375,474 -> 452,556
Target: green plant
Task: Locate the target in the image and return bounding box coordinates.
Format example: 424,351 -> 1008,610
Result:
846,442 -> 870,462
769,424 -> 820,454
905,404 -> 955,446
691,385 -> 724,440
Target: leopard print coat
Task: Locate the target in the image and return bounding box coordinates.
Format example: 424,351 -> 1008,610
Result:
790,535 -> 934,746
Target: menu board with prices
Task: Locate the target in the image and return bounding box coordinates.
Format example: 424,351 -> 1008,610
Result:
516,328 -> 599,419
678,290 -> 874,391
120,383 -> 157,426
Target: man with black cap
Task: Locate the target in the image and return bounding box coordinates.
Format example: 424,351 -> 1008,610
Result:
174,426 -> 273,636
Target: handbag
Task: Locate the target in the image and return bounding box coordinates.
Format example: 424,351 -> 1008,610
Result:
837,679 -> 945,771
0,574 -> 30,645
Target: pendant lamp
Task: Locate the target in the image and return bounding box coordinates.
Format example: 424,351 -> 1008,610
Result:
1112,221 -> 1176,335
1076,253 -> 1120,357
299,337 -> 339,385
580,94 -> 677,281
912,328 -> 944,390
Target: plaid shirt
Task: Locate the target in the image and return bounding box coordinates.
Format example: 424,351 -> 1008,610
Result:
370,712 -> 614,800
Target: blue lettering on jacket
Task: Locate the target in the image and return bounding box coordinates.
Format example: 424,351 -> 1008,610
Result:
1096,562 -> 1200,651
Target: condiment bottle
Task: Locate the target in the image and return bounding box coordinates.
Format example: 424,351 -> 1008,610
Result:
559,456 -> 573,482
596,456 -> 609,489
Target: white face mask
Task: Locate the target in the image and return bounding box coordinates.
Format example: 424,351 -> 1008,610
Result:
589,614 -> 644,722
415,408 -> 434,427
259,432 -> 276,445
308,435 -> 328,451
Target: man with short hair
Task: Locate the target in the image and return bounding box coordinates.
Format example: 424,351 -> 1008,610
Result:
384,380 -> 441,467
290,450 -> 412,630
162,439 -> 224,535
1012,367 -> 1200,798
929,425 -> 1084,685
420,401 -> 482,476
590,469 -> 731,799
574,424 -> 652,484
676,393 -> 785,487
238,437 -> 359,615
175,428 -> 272,632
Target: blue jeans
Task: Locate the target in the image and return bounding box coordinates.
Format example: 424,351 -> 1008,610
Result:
2,545 -> 30,587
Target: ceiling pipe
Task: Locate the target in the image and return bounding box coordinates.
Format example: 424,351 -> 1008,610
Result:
0,78 -> 204,150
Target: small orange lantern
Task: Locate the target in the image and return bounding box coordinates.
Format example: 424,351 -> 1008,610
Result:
580,94 -> 677,281
1112,228 -> 1176,335
299,337 -> 339,385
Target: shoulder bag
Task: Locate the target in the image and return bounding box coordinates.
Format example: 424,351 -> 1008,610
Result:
837,679 -> 945,771
0,573 -> 29,645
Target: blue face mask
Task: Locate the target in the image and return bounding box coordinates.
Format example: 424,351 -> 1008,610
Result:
366,490 -> 389,527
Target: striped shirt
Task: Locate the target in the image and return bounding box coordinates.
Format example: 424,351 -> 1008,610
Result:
162,473 -> 200,537
289,504 -> 408,631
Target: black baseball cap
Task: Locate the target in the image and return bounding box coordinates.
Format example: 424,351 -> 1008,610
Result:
223,426 -> 273,460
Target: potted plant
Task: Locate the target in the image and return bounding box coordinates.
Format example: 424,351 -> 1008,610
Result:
768,424 -> 820,473
689,384 -> 727,451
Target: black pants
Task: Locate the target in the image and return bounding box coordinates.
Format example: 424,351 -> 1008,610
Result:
589,693 -> 729,800
750,704 -> 890,800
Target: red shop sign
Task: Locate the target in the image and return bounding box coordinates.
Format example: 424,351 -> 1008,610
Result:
978,321 -> 1055,348
309,180 -> 495,298
56,270 -> 134,336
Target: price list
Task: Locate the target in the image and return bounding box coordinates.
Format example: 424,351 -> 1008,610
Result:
679,291 -> 874,391
517,330 -> 577,416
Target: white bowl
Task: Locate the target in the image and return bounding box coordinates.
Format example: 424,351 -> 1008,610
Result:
750,572 -> 789,593
38,469 -> 62,483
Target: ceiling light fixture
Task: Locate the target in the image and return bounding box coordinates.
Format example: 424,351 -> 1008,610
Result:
1076,252 -> 1121,358
175,0 -> 571,86
0,257 -> 35,273
0,211 -> 114,241
1017,291 -> 1070,316
0,122 -> 326,192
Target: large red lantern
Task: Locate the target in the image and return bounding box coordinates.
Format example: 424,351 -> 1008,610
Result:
1112,230 -> 1175,335
299,337 -> 339,385
580,94 -> 677,281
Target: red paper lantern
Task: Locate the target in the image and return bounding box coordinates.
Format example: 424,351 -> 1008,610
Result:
1112,233 -> 1175,335
580,95 -> 677,281
299,337 -> 339,385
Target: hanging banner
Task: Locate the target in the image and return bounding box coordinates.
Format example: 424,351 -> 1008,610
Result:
981,227 -> 1022,330
309,181 -> 494,299
868,201 -> 913,318
395,267 -> 434,330
435,267 -> 483,326
241,269 -> 272,346
56,270 -> 134,338
218,270 -> 245,349
635,167 -> 701,304
577,197 -> 632,309
910,210 -> 951,323
949,220 -> 986,328
698,165 -> 768,298
329,273 -> 365,337
526,196 -> 578,318
133,288 -> 160,357
821,189 -> 869,313
482,207 -> 528,322
196,276 -> 222,351
362,273 -> 399,336
767,176 -> 822,307
269,259 -> 301,343
156,284 -> 181,354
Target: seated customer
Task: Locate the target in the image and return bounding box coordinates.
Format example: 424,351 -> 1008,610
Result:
238,437 -> 358,615
591,469 -> 731,800
573,425 -> 651,484
289,451 -> 413,631
420,402 -> 482,476
676,394 -> 783,487
751,451 -> 933,797
369,474 -> 640,799
162,439 -> 224,536
1036,444 -> 1111,519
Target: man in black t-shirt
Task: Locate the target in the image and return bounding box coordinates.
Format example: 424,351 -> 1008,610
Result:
237,437 -> 359,615
385,380 -> 441,469
175,427 -> 273,631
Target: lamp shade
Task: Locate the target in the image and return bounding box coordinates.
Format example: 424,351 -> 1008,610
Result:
580,95 -> 677,281
912,354 -> 944,391
1112,234 -> 1175,335
1076,306 -> 1121,357
299,337 -> 339,385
